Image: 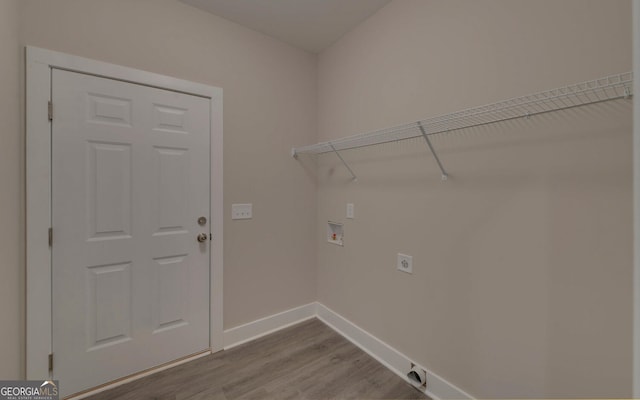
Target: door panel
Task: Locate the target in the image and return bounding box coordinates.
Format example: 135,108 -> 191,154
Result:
87,141 -> 132,240
153,146 -> 189,233
87,262 -> 132,350
52,69 -> 210,396
153,255 -> 189,333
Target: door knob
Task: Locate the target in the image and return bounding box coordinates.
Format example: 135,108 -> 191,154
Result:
197,233 -> 208,243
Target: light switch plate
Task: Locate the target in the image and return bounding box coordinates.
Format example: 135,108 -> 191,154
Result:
346,203 -> 354,219
232,203 -> 252,220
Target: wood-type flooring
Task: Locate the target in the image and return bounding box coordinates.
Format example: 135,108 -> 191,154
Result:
84,318 -> 428,400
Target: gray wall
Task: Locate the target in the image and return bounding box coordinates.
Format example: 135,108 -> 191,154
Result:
316,0 -> 633,397
0,0 -> 23,380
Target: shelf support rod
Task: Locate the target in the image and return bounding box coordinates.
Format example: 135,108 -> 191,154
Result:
417,122 -> 448,181
329,142 -> 357,182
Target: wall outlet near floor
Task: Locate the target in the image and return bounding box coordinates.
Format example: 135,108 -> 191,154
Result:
232,203 -> 252,220
407,362 -> 427,389
397,253 -> 412,274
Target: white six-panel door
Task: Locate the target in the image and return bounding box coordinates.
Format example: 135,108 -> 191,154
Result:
51,69 -> 211,396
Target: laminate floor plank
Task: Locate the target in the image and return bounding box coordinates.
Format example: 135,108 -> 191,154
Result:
83,318 -> 428,400
221,330 -> 349,399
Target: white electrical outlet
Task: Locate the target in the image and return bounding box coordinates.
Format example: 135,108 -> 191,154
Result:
397,253 -> 413,274
232,203 -> 252,220
346,203 -> 354,219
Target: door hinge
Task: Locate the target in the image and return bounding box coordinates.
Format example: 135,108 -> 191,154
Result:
48,353 -> 53,372
48,101 -> 53,121
48,227 -> 52,247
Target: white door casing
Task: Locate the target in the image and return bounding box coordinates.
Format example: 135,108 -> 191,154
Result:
26,47 -> 223,390
51,69 -> 210,396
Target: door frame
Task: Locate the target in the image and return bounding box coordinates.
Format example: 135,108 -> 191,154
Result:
26,46 -> 224,380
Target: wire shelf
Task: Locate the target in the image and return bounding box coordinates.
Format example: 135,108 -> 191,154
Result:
292,72 -> 633,157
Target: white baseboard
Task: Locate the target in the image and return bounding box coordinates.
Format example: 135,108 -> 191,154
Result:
73,302 -> 471,400
223,302 -> 317,349
316,303 -> 474,400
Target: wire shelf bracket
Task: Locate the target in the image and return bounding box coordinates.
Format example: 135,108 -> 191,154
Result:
292,72 -> 634,181
417,121 -> 448,181
329,142 -> 358,181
